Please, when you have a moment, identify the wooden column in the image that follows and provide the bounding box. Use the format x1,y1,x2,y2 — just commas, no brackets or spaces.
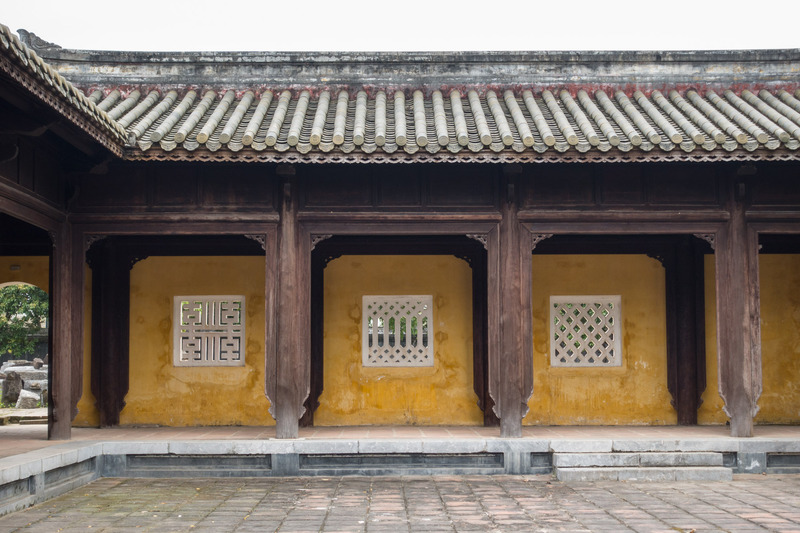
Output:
275,176,310,438
488,171,533,438
48,223,73,439
88,237,131,427
664,237,707,425
716,179,761,437
301,249,325,427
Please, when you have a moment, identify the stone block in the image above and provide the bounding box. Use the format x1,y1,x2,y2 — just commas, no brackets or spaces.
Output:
739,439,800,453
550,440,613,453
617,467,676,482
15,389,40,409
294,440,358,454
638,452,723,467
673,467,732,481
102,442,169,455
485,439,549,453
555,467,619,482
553,453,638,468
168,441,235,455
358,439,422,454
1,371,22,404
735,452,767,473
421,439,487,454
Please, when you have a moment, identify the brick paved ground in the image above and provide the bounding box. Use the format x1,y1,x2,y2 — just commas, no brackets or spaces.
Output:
1,475,800,532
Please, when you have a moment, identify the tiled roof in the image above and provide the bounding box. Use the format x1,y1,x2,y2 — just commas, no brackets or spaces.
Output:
91,85,800,164
6,26,800,164
0,24,128,152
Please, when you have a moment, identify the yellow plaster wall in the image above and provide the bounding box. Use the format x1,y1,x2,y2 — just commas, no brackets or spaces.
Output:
315,255,482,426
756,254,800,423
525,255,676,425
119,256,273,426
0,256,48,290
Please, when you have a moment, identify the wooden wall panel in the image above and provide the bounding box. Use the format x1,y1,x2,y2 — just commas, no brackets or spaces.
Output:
750,175,800,206
152,174,199,207
427,167,496,207
520,166,594,207
376,167,422,207
302,174,372,208
647,166,719,205
599,165,645,205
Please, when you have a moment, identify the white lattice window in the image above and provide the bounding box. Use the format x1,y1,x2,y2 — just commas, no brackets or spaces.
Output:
173,296,246,367
550,296,621,367
362,295,434,367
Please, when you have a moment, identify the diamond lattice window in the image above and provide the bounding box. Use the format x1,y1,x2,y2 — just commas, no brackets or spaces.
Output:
550,296,622,367
362,295,434,367
173,295,246,366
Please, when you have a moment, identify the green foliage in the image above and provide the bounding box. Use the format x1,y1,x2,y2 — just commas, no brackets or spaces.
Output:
0,284,49,357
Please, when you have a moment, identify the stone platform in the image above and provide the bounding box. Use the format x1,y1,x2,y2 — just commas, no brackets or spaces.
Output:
1,424,800,517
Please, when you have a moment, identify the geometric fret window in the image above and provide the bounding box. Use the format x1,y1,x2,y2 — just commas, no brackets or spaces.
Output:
173,295,246,367
550,295,622,367
362,295,434,367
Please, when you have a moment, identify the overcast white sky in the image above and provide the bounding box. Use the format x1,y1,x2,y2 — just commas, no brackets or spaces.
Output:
2,0,799,52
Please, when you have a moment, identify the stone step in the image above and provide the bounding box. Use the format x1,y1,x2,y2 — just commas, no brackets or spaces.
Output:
553,452,723,468
555,466,732,482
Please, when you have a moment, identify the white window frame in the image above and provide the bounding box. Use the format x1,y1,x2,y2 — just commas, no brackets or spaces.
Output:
362,295,434,367
173,295,246,367
550,295,622,367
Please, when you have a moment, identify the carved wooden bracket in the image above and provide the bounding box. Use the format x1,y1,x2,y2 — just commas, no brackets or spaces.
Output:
310,234,333,251
244,234,267,251
531,233,553,251
466,233,488,249
693,233,716,250
84,234,106,253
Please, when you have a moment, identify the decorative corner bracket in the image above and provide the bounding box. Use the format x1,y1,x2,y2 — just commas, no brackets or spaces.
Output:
310,234,333,251
693,233,716,250
531,233,553,251
466,233,488,250
84,234,106,252
244,234,267,251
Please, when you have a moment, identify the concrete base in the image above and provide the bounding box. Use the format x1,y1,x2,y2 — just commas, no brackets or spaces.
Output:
2,434,800,516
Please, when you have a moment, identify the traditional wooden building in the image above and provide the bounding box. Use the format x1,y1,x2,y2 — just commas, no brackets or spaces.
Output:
1,24,798,440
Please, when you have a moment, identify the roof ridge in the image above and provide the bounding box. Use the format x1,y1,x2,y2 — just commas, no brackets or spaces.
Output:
0,23,129,148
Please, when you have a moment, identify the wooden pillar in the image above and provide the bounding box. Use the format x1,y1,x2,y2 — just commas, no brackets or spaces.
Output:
488,170,533,438
88,237,131,427
48,223,73,439
715,178,761,437
275,175,310,438
301,249,325,427
664,237,707,425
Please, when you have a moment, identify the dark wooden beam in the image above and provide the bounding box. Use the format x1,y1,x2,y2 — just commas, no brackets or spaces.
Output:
48,223,73,439
716,177,761,437
274,178,310,438
664,236,707,425
490,173,532,438
88,237,131,427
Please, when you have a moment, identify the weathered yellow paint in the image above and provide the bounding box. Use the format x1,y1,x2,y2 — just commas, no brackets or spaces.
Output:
525,255,676,425
119,256,273,426
756,255,800,423
315,255,482,426
0,256,48,290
